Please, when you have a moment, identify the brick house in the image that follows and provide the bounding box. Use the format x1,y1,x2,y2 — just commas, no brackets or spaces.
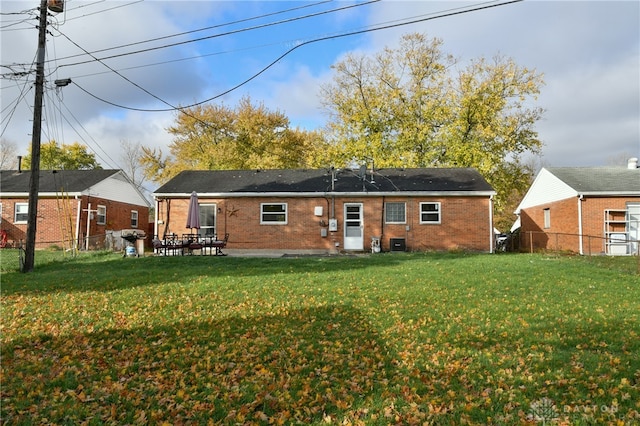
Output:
0,169,150,250
514,159,640,255
152,168,497,254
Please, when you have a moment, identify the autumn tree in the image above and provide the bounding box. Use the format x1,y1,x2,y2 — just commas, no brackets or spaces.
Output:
320,33,545,229
119,139,147,191
0,138,19,170
22,140,101,170
141,96,325,184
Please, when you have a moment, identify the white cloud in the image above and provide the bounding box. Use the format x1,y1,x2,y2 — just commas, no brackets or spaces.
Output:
361,1,639,166
258,65,330,130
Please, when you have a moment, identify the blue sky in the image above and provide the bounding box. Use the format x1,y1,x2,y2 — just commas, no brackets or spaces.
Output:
2,0,639,180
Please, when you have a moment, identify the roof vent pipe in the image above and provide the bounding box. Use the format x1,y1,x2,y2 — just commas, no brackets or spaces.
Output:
17,155,22,173
628,157,639,169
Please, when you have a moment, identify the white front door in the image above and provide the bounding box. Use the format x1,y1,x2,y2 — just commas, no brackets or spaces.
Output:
344,203,364,250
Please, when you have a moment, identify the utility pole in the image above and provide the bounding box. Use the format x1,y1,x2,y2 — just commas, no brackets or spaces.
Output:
22,0,48,272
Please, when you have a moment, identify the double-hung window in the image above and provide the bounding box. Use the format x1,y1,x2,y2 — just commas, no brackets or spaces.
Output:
420,202,441,224
261,203,287,224
385,202,406,224
15,203,28,223
543,208,551,229
199,204,217,236
131,210,138,228
96,205,107,225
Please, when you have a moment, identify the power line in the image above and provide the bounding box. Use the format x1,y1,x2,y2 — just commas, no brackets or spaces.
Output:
44,35,65,145
55,28,184,112
0,9,38,31
74,0,523,113
54,93,120,168
65,0,106,13
0,80,33,138
0,1,355,82
0,46,38,138
3,0,523,180
48,2,377,129
1,0,337,68
63,0,142,22
53,0,332,62
49,1,380,70
54,41,269,80
1,0,374,95
54,25,243,137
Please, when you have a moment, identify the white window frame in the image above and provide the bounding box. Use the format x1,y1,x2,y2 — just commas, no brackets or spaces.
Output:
131,210,138,228
14,203,28,223
96,205,106,225
385,202,406,224
420,202,441,224
199,203,217,237
261,203,287,225
543,208,551,229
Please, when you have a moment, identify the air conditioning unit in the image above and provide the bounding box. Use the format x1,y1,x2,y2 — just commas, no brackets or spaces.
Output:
390,238,406,252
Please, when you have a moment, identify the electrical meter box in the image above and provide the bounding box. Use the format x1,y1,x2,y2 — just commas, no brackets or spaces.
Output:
328,219,338,232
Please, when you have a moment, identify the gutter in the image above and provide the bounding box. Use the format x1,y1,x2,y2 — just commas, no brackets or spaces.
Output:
0,191,84,198
576,191,640,197
153,191,498,198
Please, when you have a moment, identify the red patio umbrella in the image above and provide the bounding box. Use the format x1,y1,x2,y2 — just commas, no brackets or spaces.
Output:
186,191,200,234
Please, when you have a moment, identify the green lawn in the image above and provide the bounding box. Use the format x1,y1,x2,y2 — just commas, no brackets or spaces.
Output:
1,251,639,425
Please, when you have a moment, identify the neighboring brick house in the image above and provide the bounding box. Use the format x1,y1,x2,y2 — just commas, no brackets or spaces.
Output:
152,167,497,254
0,169,150,250
515,159,640,255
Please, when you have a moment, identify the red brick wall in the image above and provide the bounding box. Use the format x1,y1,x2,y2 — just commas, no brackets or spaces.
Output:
520,198,580,252
0,196,149,249
156,195,493,252
519,196,640,253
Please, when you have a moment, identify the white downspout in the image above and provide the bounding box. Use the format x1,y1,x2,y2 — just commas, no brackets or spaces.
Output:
489,195,494,253
577,194,584,255
154,197,159,239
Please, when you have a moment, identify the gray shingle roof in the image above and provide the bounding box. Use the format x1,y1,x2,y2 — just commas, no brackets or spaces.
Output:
154,168,495,195
0,169,119,193
548,167,640,193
